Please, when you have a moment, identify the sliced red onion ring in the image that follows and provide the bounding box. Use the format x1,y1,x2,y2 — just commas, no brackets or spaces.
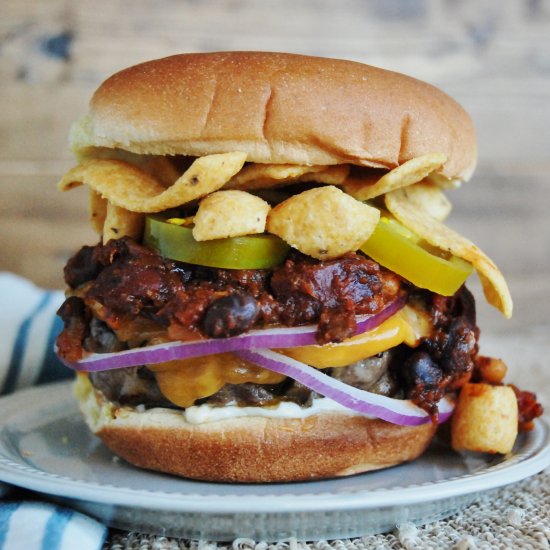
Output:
236,348,454,426
59,294,407,372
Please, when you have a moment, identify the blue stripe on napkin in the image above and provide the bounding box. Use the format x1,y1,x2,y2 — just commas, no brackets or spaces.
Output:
41,507,74,550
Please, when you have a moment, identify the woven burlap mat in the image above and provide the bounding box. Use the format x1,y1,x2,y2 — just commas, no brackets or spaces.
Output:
105,471,550,550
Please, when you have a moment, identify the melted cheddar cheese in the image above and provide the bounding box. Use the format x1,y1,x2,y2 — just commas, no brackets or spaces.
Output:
148,353,285,408
279,305,431,368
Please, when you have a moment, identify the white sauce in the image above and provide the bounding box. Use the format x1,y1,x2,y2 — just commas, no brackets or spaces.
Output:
183,397,373,425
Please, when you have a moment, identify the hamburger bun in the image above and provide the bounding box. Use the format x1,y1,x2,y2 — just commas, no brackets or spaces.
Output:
71,51,476,181
77,375,437,482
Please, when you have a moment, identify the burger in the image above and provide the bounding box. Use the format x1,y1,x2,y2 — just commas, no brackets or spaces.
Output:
55,52,542,482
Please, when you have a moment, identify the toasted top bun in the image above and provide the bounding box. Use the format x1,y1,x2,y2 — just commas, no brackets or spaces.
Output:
71,51,476,181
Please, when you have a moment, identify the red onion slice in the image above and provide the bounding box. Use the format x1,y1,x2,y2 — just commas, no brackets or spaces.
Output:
236,348,454,426
60,294,407,372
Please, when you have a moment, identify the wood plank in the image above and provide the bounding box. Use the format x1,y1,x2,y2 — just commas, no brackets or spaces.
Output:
0,175,93,289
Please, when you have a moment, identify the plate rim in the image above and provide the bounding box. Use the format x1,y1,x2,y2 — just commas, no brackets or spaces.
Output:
0,381,548,514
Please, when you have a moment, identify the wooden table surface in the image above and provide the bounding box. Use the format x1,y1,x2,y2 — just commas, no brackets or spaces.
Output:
1,1,549,329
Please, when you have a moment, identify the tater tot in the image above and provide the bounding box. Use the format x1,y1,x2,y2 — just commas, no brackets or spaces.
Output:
451,383,518,454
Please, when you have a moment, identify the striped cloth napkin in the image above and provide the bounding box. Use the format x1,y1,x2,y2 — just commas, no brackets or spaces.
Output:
0,273,107,550
0,273,68,394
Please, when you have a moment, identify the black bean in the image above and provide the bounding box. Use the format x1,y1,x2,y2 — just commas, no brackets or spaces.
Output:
203,293,259,338
403,351,444,389
440,318,478,375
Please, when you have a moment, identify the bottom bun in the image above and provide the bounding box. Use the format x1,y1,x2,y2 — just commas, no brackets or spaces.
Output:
75,375,437,482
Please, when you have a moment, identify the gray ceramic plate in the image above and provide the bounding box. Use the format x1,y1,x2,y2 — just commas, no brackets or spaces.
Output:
0,381,548,541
